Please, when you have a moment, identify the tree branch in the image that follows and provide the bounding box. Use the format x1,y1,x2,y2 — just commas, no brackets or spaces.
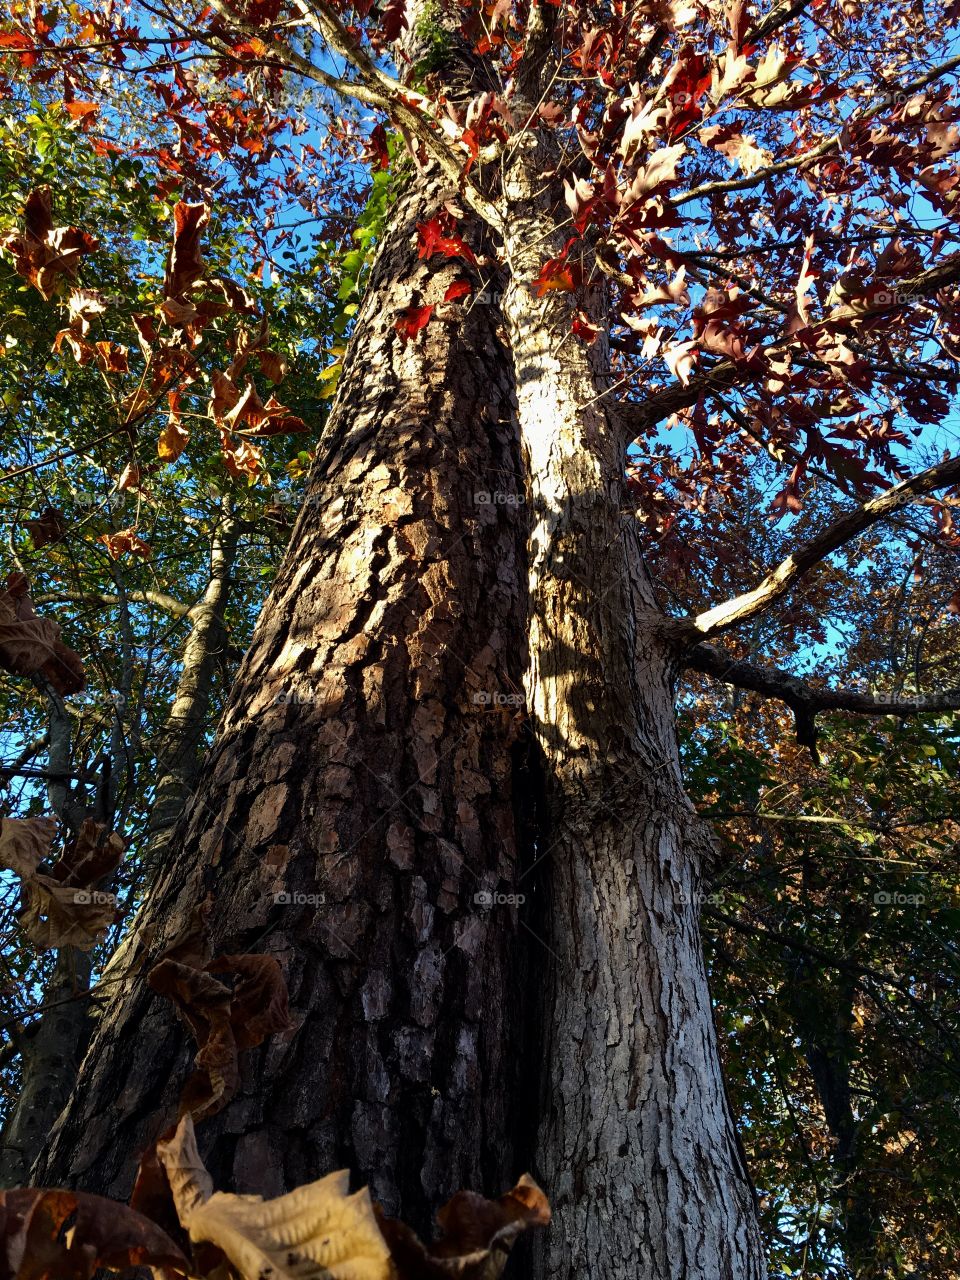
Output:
33,589,192,618
685,641,960,752
617,252,960,434
680,452,960,641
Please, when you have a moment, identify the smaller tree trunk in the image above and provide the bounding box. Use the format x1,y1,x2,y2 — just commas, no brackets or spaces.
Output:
0,516,240,1186
500,134,767,1280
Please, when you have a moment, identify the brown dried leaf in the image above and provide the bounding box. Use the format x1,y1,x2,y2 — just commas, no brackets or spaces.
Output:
206,953,294,1050
24,507,66,550
0,188,97,300
164,202,209,299
158,418,191,463
376,1175,550,1279
49,816,125,887
18,875,116,950
257,349,288,383
156,1113,392,1280
0,1186,188,1279
0,574,84,695
100,529,152,560
0,816,56,878
148,959,237,1120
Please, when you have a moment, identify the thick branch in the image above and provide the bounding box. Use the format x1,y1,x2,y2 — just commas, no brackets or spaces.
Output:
683,453,960,640
686,641,960,750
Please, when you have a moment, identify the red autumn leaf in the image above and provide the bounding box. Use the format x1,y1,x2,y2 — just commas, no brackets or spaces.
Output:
533,259,580,296
63,100,99,121
364,122,390,171
417,218,478,266
380,0,408,41
443,279,473,303
0,32,33,48
572,311,602,344
395,303,434,342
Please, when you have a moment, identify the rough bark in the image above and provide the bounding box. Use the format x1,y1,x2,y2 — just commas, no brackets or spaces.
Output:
500,131,767,1279
36,170,531,1238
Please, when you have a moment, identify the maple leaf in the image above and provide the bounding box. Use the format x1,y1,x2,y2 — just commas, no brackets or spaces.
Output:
379,0,408,41
395,303,434,342
364,121,391,170
417,218,478,266
63,99,98,121
443,279,473,302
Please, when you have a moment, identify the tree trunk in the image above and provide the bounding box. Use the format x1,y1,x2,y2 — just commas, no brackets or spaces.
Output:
500,136,767,1279
0,512,242,1187
0,693,94,1186
142,503,239,879
37,170,532,1238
